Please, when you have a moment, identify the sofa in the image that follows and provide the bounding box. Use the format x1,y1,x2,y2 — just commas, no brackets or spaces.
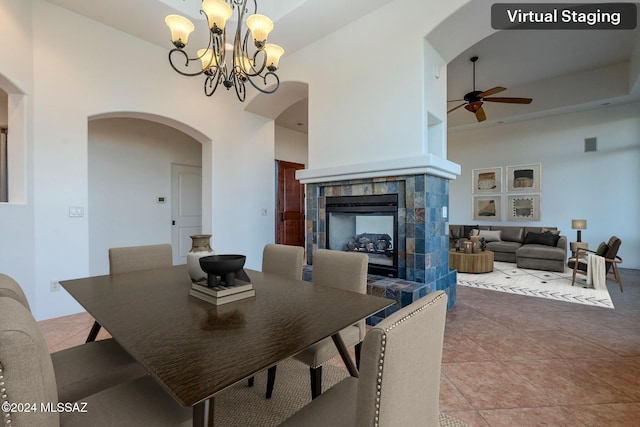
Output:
449,224,567,272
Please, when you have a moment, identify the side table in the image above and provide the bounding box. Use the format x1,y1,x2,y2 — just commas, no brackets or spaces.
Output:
449,250,494,273
570,242,588,259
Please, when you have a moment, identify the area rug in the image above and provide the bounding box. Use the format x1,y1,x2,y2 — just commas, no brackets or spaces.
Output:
457,261,614,309
214,358,468,426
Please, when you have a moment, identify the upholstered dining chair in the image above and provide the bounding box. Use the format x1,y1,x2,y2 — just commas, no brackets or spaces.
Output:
569,235,623,292
248,243,304,397
86,243,173,342
0,273,31,310
0,274,146,403
0,297,191,427
265,249,368,400
280,290,448,427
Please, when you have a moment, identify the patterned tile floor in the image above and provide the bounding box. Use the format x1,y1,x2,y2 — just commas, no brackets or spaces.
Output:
39,268,640,426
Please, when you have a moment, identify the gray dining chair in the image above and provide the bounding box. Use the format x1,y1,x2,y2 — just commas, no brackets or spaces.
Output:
0,273,31,310
0,274,146,403
0,296,192,427
280,290,448,427
86,243,173,342
248,243,304,397
266,249,368,400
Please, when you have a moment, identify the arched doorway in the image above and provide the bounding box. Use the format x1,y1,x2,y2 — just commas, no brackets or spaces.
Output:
87,113,210,274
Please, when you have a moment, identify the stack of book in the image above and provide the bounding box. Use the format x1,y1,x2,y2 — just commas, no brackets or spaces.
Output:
189,280,255,306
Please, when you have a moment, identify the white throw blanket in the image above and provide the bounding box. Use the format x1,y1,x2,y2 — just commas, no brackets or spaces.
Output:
586,254,606,290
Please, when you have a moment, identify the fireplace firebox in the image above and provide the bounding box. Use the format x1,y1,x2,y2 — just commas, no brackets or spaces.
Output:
326,194,398,277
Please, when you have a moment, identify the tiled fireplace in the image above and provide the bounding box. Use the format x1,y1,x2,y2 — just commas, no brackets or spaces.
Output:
301,167,458,317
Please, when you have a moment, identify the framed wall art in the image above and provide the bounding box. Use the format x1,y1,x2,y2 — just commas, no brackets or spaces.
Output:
507,194,541,221
473,195,502,221
507,163,541,193
472,167,502,194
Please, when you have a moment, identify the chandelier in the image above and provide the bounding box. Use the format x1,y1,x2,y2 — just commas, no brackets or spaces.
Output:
165,0,284,102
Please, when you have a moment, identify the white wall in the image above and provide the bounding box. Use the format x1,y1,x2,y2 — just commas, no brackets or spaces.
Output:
0,0,277,320
0,0,477,320
449,103,640,269
88,118,202,275
279,0,468,170
275,125,308,166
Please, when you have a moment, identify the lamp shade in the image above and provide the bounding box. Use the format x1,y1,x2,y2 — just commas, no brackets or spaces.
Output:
246,14,273,46
263,44,284,70
197,48,217,73
202,0,233,32
165,15,195,48
571,219,587,230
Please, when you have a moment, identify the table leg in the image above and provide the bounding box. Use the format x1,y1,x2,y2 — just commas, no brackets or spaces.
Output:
193,397,214,427
331,333,359,378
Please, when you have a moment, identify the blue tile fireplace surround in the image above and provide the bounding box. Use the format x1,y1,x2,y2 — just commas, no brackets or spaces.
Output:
304,173,457,324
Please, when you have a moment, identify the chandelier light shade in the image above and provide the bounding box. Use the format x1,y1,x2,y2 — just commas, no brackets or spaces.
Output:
165,0,284,102
164,15,196,48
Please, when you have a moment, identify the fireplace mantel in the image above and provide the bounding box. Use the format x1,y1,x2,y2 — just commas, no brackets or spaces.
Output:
296,154,461,184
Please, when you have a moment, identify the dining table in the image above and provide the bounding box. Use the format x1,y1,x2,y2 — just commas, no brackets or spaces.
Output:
60,264,393,427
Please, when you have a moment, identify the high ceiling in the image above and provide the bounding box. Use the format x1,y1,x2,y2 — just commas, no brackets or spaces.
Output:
40,0,640,134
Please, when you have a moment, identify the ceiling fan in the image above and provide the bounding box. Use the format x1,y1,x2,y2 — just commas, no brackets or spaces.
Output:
447,56,532,122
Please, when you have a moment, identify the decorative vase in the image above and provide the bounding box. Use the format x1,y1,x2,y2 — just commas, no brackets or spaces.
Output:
480,237,487,251
470,235,480,253
187,234,215,284
463,241,473,254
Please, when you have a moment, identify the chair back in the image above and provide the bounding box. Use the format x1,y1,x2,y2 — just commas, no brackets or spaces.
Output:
0,297,60,426
604,236,622,272
0,274,30,311
355,291,448,427
109,244,173,274
262,244,304,280
311,249,368,294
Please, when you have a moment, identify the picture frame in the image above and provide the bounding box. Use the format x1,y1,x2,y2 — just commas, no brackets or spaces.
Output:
472,195,502,221
507,194,541,221
472,167,502,194
507,163,541,193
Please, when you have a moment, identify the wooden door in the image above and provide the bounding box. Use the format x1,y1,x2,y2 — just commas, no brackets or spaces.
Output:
276,160,305,247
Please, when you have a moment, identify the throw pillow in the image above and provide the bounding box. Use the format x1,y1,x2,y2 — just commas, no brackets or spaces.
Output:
524,231,560,247
541,227,560,235
449,226,460,239
462,225,478,239
478,230,502,242
596,242,609,256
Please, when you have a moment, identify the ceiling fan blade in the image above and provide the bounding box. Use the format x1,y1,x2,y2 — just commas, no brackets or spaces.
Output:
477,86,506,98
475,106,487,122
483,97,533,104
447,103,467,113
447,98,465,103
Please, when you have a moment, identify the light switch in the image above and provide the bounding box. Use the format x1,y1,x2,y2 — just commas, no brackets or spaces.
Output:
69,206,84,217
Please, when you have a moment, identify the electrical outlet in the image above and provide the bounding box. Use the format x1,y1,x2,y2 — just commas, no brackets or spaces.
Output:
50,281,61,292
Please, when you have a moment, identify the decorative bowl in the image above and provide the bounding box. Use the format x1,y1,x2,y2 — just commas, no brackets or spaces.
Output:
199,255,247,287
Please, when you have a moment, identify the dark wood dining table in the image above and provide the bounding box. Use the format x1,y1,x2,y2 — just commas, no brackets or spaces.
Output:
60,264,393,427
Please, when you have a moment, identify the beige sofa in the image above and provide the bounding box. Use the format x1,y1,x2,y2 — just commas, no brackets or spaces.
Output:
449,225,567,272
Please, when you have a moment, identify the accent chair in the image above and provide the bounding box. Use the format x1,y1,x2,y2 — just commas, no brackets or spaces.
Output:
86,243,173,342
280,290,448,426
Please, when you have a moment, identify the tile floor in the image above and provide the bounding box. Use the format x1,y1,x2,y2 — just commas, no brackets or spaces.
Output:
39,268,640,426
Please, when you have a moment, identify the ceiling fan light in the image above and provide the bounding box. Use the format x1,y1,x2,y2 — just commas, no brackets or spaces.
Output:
465,102,483,113
165,15,195,48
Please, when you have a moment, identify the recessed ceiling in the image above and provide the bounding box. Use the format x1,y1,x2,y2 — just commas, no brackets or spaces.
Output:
42,0,640,134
